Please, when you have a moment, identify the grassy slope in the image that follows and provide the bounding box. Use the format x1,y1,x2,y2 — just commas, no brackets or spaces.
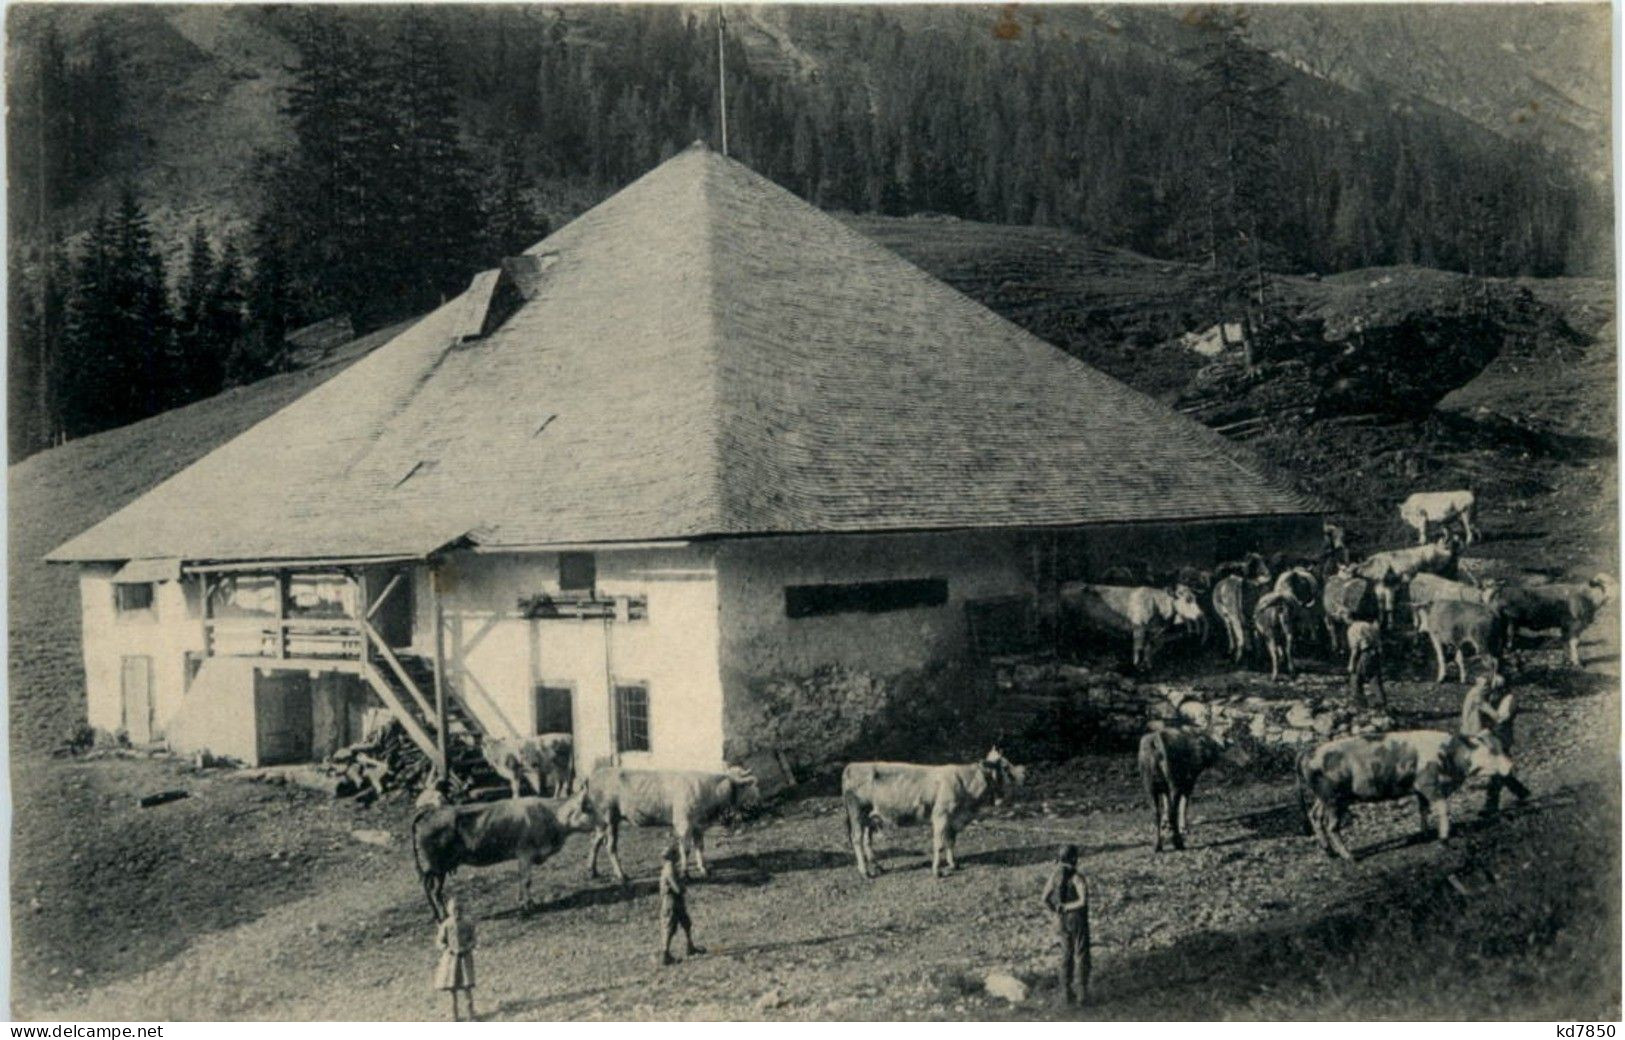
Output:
7,322,411,752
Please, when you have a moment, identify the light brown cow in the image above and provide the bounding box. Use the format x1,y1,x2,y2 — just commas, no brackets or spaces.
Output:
579,766,758,882
1059,582,1205,671
1253,590,1303,680
842,748,1025,879
1296,730,1513,860
1354,534,1460,584
1400,490,1478,545
1414,600,1504,683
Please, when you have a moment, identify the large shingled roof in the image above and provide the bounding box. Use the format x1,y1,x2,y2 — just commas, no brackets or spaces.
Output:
49,144,1318,565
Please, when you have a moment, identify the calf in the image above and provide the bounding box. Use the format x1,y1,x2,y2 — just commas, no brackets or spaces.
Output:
1137,727,1245,853
1489,575,1612,668
581,766,758,882
1346,620,1387,710
1253,590,1302,680
1296,730,1513,860
1414,600,1504,683
1059,582,1205,671
411,792,598,919
1400,490,1478,545
842,748,1025,879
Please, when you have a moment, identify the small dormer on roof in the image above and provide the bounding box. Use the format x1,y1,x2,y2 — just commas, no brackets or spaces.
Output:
453,253,560,343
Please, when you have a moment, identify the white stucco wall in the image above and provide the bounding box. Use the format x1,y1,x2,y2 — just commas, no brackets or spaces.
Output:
713,530,1033,761
423,546,726,771
79,566,204,740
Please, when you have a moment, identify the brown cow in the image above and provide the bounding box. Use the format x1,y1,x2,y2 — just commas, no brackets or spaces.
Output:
1489,575,1612,668
842,748,1025,879
1296,730,1514,860
1322,570,1397,653
411,792,598,919
1137,727,1247,853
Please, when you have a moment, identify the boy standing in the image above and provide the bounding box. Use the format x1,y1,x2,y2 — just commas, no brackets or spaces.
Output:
658,843,704,966
1041,844,1091,1006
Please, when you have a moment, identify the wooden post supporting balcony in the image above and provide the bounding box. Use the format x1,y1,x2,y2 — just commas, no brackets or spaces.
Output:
431,563,448,777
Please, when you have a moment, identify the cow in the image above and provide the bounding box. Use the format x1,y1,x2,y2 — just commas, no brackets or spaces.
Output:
842,747,1025,879
1345,620,1387,710
1212,573,1269,662
1322,521,1351,567
1354,533,1460,585
1406,573,1500,623
1400,490,1478,545
1413,600,1505,684
1296,730,1514,860
1322,570,1396,653
1137,727,1247,853
482,736,543,799
1059,582,1205,671
1489,575,1613,668
1274,565,1324,649
411,792,598,919
533,733,575,795
1214,552,1271,585
1253,590,1303,680
580,766,759,883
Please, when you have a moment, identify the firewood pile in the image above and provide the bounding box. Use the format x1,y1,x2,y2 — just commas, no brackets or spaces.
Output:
323,713,436,803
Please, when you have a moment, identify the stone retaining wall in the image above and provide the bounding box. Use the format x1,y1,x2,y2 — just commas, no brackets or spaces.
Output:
989,657,1396,755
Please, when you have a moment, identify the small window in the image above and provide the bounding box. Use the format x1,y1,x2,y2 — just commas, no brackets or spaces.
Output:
784,578,949,619
535,684,574,736
614,682,650,753
114,583,155,615
559,552,596,592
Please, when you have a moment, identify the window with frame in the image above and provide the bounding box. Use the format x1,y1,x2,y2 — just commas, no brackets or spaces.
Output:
614,682,650,753
559,552,596,592
534,684,574,736
114,583,155,615
784,578,949,619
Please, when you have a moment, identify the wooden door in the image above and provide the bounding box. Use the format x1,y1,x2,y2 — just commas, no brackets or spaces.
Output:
120,655,154,744
254,672,314,765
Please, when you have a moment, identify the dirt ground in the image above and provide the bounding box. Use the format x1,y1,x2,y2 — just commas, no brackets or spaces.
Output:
12,614,1619,1021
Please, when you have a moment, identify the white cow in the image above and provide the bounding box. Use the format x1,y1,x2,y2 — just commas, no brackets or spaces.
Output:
1400,491,1477,545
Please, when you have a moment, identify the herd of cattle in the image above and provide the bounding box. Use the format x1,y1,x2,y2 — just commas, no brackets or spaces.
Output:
406,489,1608,933
1058,490,1612,688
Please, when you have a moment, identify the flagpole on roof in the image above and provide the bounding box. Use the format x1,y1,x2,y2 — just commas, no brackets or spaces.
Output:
717,7,729,157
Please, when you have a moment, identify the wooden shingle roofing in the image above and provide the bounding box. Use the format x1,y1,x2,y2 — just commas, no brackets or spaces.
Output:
49,144,1318,565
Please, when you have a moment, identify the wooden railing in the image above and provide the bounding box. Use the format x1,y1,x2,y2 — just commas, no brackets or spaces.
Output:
203,616,365,661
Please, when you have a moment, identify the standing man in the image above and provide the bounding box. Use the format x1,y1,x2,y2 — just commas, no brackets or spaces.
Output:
1041,844,1091,1006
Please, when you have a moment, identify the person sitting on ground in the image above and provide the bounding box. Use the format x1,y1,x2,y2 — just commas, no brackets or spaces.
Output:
1041,843,1091,1006
658,842,704,967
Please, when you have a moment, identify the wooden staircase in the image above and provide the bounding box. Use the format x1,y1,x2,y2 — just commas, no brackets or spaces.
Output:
357,631,504,793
